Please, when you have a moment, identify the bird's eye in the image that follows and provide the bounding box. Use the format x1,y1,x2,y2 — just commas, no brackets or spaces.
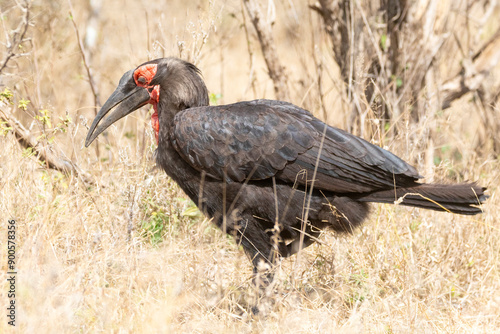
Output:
138,76,147,85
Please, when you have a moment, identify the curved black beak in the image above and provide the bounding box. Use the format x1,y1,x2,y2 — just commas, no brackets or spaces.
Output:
85,70,151,147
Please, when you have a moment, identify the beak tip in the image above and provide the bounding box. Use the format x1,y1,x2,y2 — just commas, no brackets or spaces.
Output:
84,135,94,147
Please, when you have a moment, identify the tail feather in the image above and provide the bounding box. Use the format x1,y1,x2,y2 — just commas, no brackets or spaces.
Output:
356,182,486,215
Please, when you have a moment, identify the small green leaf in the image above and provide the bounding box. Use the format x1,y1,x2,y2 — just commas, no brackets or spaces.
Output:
0,120,12,136
441,145,450,153
35,109,52,128
124,131,135,139
395,77,403,88
22,147,35,158
0,88,13,102
182,205,202,218
209,93,222,106
18,99,30,110
380,34,387,51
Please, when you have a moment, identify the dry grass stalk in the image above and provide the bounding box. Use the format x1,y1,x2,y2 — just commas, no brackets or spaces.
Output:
0,0,498,332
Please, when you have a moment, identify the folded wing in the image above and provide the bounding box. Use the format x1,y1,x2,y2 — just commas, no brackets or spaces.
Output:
171,99,421,193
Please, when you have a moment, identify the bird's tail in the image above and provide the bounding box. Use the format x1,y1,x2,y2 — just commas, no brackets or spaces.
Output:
356,182,487,215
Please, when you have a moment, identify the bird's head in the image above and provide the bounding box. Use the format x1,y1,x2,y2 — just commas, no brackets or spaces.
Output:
85,57,208,147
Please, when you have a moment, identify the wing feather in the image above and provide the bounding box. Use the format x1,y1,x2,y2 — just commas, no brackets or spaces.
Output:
171,99,421,193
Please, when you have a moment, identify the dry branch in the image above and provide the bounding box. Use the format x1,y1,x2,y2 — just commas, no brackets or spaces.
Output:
440,29,500,109
243,0,290,101
0,0,97,185
310,0,350,82
0,100,96,185
0,0,31,75
311,0,371,134
311,0,500,145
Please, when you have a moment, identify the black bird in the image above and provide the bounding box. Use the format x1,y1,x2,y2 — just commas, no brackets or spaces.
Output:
85,57,486,273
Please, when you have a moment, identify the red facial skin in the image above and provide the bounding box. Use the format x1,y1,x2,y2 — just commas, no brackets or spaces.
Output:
133,64,160,144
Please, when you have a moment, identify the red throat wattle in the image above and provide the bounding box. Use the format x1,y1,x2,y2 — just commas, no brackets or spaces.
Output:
149,85,160,144
133,64,160,144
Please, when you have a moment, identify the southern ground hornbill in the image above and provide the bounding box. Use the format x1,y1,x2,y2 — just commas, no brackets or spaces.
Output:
85,57,487,276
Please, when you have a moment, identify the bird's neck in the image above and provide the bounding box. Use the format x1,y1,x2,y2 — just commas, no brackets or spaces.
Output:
154,100,201,196
155,100,184,145
155,130,203,204
154,73,209,145
153,70,210,200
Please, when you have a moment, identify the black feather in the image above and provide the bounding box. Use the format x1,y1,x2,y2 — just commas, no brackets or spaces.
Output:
88,57,488,279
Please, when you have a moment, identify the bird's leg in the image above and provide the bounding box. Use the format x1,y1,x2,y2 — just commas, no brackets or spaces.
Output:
234,213,287,314
238,223,281,291
247,251,281,315
251,253,277,291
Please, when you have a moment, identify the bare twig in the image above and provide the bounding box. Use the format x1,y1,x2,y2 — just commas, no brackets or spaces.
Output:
310,0,351,82
440,29,500,109
241,3,258,99
0,1,96,185
311,0,363,132
67,0,101,158
0,100,97,185
0,0,31,75
242,0,290,101
67,0,101,110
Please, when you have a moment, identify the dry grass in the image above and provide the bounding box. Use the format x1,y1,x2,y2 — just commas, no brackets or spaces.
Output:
0,0,499,332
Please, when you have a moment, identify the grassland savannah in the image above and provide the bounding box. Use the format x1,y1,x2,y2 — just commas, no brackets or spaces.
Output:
0,0,499,332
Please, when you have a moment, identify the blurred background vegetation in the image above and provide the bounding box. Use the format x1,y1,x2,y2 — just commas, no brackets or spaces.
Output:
0,0,499,332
